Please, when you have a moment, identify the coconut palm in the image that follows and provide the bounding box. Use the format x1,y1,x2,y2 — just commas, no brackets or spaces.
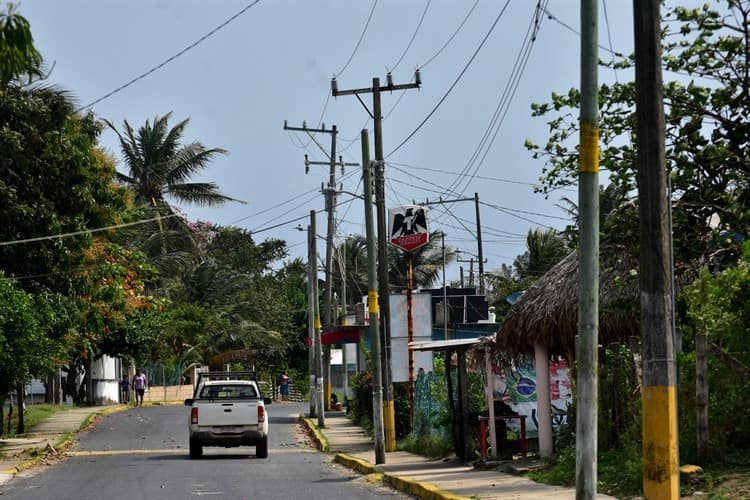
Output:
106,112,240,208
389,231,457,291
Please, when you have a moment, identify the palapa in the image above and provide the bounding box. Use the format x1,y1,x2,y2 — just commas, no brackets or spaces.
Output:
488,246,641,365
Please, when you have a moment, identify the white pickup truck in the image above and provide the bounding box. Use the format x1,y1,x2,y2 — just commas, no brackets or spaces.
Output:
184,371,271,459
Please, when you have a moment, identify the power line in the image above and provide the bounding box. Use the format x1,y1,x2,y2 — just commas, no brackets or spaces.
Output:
418,0,479,69
441,0,547,201
75,0,262,112
0,214,179,247
480,200,568,221
335,0,379,77
390,0,431,73
388,160,542,188
386,0,512,158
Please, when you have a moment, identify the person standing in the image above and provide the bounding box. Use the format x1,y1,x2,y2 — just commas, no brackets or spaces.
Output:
132,369,147,406
279,372,290,402
120,375,130,404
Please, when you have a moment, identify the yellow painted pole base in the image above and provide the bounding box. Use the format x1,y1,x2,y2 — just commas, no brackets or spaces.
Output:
642,385,679,499
383,400,396,451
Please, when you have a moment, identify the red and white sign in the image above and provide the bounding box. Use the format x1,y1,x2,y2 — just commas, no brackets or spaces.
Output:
389,205,429,252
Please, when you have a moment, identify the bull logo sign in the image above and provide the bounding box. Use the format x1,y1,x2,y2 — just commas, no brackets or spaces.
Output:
389,205,429,252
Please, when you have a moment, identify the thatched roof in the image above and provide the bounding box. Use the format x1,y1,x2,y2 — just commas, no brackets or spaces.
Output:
492,247,641,362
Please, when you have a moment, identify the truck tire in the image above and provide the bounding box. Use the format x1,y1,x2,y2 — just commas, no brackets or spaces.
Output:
256,436,268,458
189,438,203,459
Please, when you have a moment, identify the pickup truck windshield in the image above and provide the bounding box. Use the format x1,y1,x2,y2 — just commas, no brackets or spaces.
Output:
198,384,258,400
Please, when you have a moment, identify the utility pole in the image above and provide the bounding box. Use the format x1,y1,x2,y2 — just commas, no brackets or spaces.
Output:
457,257,476,289
285,121,355,411
474,193,485,295
577,0,600,498
340,241,348,401
634,0,679,497
306,225,317,418
333,70,421,451
311,210,325,428
421,195,486,294
362,129,386,464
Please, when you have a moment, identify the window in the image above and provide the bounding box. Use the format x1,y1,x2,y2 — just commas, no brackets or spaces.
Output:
199,384,257,400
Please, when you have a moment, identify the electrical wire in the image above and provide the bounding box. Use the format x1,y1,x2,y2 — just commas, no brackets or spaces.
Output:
601,0,619,83
75,0,262,112
440,0,548,202
0,214,179,247
386,0,513,158
390,0,431,73
418,0,480,69
388,161,540,188
335,0,379,77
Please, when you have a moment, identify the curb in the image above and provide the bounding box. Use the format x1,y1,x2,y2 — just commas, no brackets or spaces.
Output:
298,416,471,500
299,416,329,452
0,404,132,479
333,452,471,500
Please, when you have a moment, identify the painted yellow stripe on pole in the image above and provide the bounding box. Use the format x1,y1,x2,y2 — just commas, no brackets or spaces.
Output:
368,290,379,314
383,399,396,451
315,315,321,330
642,385,679,499
579,121,600,173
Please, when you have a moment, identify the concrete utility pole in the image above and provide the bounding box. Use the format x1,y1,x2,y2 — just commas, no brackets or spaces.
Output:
577,0,600,498
633,0,679,496
310,210,325,428
333,71,421,451
362,129,386,464
421,195,486,294
285,121,356,411
306,225,317,418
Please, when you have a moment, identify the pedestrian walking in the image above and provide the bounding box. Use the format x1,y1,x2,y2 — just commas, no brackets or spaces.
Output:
132,369,147,406
279,372,290,401
120,374,130,404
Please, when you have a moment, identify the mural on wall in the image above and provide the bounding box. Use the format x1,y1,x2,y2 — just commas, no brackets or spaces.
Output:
492,359,572,437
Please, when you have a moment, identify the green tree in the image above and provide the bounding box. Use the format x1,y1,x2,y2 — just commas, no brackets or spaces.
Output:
512,228,569,281
389,231,458,290
525,0,750,265
107,113,238,208
0,3,42,86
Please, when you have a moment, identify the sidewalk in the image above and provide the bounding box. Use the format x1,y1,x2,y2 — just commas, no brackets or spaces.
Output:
302,411,615,500
0,405,119,486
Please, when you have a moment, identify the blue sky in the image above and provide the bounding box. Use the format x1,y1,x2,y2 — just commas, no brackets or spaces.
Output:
21,0,645,283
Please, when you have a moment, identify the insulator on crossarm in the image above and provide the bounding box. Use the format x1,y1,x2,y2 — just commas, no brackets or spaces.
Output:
415,68,422,87
339,156,344,175
386,72,393,88
305,154,310,174
331,78,338,96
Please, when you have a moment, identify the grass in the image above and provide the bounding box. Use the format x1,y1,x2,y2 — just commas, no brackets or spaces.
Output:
397,434,454,458
1,404,67,438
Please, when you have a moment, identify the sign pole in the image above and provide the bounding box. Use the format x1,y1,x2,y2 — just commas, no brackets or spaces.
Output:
406,252,415,426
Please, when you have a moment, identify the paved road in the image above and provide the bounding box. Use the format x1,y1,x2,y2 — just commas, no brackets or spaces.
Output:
0,403,408,499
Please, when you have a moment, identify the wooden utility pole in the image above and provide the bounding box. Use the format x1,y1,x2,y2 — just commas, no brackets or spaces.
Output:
406,253,415,424
362,129,386,464
577,0,600,497
333,71,421,450
307,225,317,418
696,332,708,466
421,195,486,295
285,121,355,411
634,0,679,496
311,210,325,428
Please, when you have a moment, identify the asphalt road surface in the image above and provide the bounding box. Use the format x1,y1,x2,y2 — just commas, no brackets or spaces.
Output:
0,402,409,499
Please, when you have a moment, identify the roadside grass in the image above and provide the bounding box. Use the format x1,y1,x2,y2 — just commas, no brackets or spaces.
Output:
397,434,454,458
526,444,642,497
1,404,67,438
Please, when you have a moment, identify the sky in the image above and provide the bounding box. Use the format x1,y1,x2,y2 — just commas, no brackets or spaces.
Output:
20,0,643,285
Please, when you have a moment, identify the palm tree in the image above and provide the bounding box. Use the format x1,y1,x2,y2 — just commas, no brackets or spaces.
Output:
107,113,244,283
389,231,457,291
106,112,241,208
513,228,569,281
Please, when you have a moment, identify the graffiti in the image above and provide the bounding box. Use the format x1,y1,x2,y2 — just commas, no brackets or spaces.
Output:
491,358,572,437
